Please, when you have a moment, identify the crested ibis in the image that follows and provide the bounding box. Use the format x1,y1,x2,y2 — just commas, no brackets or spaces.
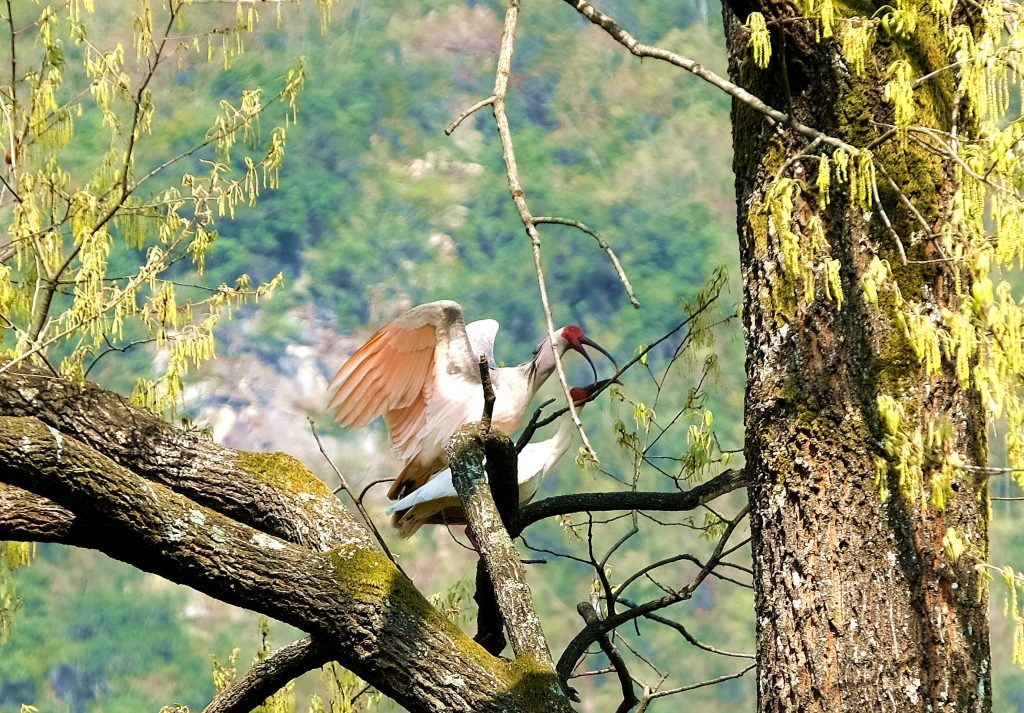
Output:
328,300,617,499
385,381,606,538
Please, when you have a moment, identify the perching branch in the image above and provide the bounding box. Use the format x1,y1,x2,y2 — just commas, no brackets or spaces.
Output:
0,415,565,713
446,424,568,695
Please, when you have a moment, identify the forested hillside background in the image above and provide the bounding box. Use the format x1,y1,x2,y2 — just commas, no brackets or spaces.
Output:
0,0,1020,711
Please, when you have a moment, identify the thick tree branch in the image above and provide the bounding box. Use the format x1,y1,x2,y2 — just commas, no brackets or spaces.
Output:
0,483,78,542
446,423,574,711
0,416,566,713
0,364,373,553
202,636,332,713
473,430,523,653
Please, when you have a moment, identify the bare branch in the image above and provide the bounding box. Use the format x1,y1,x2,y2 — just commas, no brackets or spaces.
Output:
555,505,749,688
576,602,639,712
532,216,639,308
452,0,601,462
515,468,748,533
479,355,496,431
561,0,857,153
202,637,332,713
445,96,496,135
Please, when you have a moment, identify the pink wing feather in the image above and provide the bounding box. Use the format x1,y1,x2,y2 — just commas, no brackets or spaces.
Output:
329,301,482,492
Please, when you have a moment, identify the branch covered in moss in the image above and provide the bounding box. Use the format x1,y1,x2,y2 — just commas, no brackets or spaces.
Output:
446,425,569,700
0,415,568,713
0,364,373,553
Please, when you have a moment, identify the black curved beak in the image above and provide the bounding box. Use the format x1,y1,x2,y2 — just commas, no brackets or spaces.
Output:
575,335,619,381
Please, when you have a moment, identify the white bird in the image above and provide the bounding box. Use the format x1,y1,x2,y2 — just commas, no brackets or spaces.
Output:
385,382,604,538
328,300,616,499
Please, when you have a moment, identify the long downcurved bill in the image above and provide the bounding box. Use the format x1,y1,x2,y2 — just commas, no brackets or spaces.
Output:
573,336,619,382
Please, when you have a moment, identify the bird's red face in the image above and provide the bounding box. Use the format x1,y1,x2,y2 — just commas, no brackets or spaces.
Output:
570,379,616,406
560,325,619,381
569,386,590,405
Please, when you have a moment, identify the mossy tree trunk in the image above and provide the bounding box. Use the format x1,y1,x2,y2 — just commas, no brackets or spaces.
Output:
723,8,991,712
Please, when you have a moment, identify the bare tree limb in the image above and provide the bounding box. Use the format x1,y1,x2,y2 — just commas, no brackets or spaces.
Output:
451,0,600,463
532,216,639,309
577,602,639,712
202,636,332,713
555,505,749,688
515,468,748,534
560,0,849,151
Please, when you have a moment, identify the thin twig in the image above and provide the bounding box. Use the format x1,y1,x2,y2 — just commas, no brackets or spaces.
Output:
637,664,755,708
871,177,909,265
533,216,639,308
874,160,935,241
479,355,495,431
445,95,496,135
478,0,599,462
307,417,402,573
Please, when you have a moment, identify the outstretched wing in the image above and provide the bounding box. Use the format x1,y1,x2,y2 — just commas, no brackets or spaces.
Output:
328,300,480,458
465,319,499,368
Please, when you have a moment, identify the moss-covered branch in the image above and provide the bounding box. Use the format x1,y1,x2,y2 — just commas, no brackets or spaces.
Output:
0,415,569,713
0,363,372,553
446,423,574,710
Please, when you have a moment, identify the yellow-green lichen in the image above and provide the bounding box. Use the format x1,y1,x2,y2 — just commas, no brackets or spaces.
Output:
236,450,332,499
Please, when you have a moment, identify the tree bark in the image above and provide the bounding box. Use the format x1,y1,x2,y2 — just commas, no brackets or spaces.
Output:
723,9,991,712
0,373,570,713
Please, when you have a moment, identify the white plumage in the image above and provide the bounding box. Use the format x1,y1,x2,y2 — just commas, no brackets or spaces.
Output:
385,384,598,538
328,300,616,500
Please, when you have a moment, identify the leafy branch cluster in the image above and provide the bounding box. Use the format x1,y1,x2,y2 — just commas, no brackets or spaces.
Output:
0,0,316,411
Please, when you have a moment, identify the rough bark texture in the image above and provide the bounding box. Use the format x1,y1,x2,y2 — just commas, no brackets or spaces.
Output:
0,365,371,553
723,8,991,712
0,372,570,713
202,637,332,713
446,424,571,712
